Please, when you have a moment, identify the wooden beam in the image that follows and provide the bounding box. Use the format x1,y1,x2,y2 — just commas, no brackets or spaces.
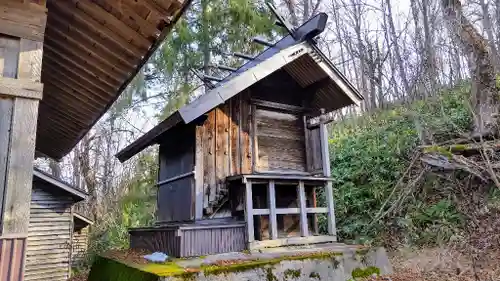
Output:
2,98,38,234
251,99,307,114
195,126,204,220
0,2,47,41
41,69,110,104
141,0,177,17
245,180,255,243
42,61,114,100
298,181,309,237
319,108,336,237
105,0,161,37
72,0,151,50
249,235,337,251
47,12,135,70
0,77,43,100
42,55,115,95
43,45,120,90
49,0,143,58
44,26,128,81
17,39,43,82
253,207,328,215
267,180,278,240
43,80,105,111
44,30,127,81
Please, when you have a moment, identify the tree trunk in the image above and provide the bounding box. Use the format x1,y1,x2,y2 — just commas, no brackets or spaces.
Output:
422,0,438,96
386,0,411,95
442,0,498,135
479,0,500,70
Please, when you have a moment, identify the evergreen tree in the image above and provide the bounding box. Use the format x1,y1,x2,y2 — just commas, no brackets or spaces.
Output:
118,0,281,119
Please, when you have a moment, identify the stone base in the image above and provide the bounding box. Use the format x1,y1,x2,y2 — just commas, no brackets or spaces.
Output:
88,243,392,281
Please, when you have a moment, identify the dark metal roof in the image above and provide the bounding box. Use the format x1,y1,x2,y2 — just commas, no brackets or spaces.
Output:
33,168,88,201
116,13,363,163
36,0,192,160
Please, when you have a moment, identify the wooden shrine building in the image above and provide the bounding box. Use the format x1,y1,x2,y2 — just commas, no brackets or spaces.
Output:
0,0,190,280
118,12,363,257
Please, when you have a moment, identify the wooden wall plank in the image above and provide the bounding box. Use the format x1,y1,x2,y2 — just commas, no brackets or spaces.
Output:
230,97,241,175
2,98,38,234
195,126,204,220
0,2,47,41
0,36,20,79
0,98,14,231
240,91,252,174
215,104,230,201
18,39,43,81
203,111,216,209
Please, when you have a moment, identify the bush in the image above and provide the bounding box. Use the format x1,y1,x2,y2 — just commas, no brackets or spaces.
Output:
326,85,472,246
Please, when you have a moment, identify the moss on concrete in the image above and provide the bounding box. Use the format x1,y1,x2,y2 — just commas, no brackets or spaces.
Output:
351,266,381,279
283,269,301,279
93,250,345,280
88,256,158,281
309,272,321,280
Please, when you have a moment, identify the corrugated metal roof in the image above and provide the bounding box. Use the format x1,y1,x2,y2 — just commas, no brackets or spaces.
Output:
37,0,192,160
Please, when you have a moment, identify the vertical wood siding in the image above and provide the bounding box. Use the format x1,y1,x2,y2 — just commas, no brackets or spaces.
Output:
71,227,89,267
199,93,253,212
0,236,26,281
129,228,180,257
180,225,246,257
25,188,73,281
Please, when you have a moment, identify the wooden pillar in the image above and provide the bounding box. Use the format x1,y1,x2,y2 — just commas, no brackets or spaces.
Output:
0,1,46,280
267,180,278,240
297,181,309,237
245,180,255,244
319,108,336,238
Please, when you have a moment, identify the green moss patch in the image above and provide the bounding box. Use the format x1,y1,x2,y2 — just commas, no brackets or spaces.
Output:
351,266,381,279
88,256,158,281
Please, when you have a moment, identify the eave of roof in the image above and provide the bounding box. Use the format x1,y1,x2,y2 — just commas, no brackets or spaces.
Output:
33,168,88,201
36,0,192,160
74,213,94,226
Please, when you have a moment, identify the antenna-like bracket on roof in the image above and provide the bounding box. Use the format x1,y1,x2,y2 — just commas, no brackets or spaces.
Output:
191,68,215,89
253,36,274,47
202,74,223,82
267,2,295,35
215,65,237,72
233,52,255,61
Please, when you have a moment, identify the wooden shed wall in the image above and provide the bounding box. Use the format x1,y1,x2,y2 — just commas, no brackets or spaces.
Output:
25,187,73,281
71,226,89,267
197,92,253,212
157,126,196,222
197,89,324,213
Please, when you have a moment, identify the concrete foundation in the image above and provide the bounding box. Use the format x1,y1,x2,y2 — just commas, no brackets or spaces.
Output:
88,243,392,281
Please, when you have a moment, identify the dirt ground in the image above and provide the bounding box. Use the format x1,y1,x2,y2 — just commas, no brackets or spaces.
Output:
388,247,500,281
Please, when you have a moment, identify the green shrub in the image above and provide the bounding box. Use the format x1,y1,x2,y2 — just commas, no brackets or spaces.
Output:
325,86,472,245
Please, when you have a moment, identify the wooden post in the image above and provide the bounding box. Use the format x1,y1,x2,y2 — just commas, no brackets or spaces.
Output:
0,1,46,279
297,181,309,237
245,180,255,244
267,180,278,240
319,108,336,238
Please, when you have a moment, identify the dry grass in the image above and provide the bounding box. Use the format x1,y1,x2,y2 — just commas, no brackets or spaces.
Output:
388,247,500,281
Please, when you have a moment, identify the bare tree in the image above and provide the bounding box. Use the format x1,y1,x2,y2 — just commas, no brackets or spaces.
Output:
442,0,498,135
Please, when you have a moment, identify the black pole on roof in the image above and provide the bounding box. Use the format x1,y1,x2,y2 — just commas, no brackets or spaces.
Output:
233,52,255,60
190,68,215,89
202,74,223,82
252,37,274,47
266,2,295,36
214,65,237,72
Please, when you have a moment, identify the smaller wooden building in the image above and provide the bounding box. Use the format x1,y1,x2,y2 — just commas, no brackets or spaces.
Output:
26,169,90,281
118,12,363,257
72,213,93,268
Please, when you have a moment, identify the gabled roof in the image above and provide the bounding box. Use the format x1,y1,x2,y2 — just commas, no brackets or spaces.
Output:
35,0,192,160
33,168,88,202
116,13,363,163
